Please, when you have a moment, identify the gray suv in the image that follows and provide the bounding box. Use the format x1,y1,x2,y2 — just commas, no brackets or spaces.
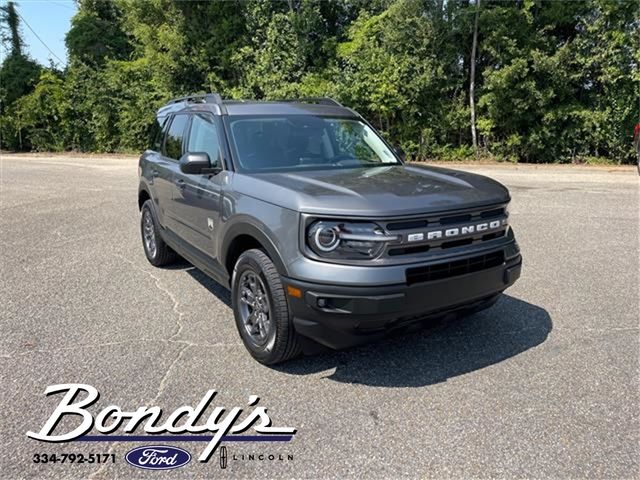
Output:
138,94,522,364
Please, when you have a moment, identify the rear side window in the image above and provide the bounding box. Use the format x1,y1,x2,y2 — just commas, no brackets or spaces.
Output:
187,114,221,166
163,114,189,160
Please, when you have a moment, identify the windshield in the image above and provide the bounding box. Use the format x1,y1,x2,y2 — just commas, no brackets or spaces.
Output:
226,115,400,172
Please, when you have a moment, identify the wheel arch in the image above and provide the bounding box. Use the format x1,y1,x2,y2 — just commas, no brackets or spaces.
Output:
138,186,151,210
221,222,288,278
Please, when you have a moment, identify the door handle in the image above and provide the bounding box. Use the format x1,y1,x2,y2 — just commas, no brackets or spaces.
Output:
151,170,159,178
175,179,186,189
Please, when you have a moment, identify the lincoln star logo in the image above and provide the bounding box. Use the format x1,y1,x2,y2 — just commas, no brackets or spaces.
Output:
220,446,228,469
406,219,508,242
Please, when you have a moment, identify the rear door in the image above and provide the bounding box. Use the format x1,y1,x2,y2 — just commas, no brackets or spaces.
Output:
140,114,171,225
171,113,224,259
158,113,190,234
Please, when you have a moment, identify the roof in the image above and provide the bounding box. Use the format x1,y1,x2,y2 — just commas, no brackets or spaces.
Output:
223,101,357,117
156,95,359,118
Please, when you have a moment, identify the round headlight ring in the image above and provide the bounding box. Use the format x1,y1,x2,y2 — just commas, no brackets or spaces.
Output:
314,226,340,252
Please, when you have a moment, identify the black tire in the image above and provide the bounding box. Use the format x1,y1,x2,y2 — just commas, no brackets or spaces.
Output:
231,249,301,364
140,200,178,267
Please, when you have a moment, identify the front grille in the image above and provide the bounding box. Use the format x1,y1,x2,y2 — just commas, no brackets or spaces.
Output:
439,213,472,225
441,238,474,249
386,206,506,231
388,244,430,256
386,219,428,231
481,208,505,219
383,204,509,257
405,251,504,285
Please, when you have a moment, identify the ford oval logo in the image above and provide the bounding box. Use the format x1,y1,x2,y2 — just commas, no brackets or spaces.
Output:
125,445,191,470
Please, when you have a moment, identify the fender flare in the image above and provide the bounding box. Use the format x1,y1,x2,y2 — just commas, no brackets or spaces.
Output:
138,180,152,209
220,220,289,276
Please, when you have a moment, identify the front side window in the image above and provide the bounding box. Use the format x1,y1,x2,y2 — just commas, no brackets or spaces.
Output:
163,114,189,160
226,115,400,172
187,114,221,166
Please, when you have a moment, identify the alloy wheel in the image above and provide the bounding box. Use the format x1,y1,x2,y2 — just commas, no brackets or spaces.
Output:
237,270,273,349
142,208,157,258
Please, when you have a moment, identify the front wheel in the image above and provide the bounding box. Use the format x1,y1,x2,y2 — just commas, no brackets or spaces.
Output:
231,249,301,364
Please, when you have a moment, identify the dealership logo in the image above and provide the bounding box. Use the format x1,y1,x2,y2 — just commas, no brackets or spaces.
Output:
27,384,296,463
125,446,191,470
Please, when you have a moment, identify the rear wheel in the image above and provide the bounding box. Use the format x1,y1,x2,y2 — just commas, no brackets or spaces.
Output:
231,249,301,364
140,200,178,267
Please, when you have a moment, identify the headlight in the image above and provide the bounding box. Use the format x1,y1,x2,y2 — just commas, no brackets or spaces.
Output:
306,220,399,260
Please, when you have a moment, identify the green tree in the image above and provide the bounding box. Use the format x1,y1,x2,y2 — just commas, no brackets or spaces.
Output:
12,70,67,151
65,0,130,66
0,0,636,162
478,0,638,163
0,1,41,149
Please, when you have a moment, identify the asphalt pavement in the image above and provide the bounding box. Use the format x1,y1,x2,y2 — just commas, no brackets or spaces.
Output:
1,154,638,479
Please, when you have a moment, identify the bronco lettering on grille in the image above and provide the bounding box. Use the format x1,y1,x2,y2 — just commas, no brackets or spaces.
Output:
409,219,508,242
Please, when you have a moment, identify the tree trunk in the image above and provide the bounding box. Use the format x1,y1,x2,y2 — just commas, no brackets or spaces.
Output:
469,0,480,157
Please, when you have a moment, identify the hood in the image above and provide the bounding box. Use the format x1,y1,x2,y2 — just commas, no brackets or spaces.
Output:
231,164,510,217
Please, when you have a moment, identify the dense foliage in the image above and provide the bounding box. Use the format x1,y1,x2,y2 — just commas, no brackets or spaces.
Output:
1,0,638,163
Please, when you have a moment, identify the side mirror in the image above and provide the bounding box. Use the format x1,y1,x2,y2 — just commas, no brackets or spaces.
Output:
179,152,214,174
393,144,406,161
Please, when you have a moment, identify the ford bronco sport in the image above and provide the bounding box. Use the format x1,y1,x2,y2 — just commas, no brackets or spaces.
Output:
138,94,522,364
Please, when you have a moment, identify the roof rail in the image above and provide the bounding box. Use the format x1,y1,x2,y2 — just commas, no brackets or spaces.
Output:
167,93,223,105
278,97,343,107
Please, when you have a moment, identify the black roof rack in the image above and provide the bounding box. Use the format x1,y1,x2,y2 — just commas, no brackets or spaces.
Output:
158,93,350,117
165,94,343,107
278,97,343,107
167,93,223,105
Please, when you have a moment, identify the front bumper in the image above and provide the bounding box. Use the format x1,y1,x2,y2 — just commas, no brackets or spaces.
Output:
284,253,522,350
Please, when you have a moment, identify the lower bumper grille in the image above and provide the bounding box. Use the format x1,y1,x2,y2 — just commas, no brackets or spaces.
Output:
405,251,505,285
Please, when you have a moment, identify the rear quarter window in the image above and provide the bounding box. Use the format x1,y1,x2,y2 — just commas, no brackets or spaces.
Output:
149,115,168,152
163,114,189,160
